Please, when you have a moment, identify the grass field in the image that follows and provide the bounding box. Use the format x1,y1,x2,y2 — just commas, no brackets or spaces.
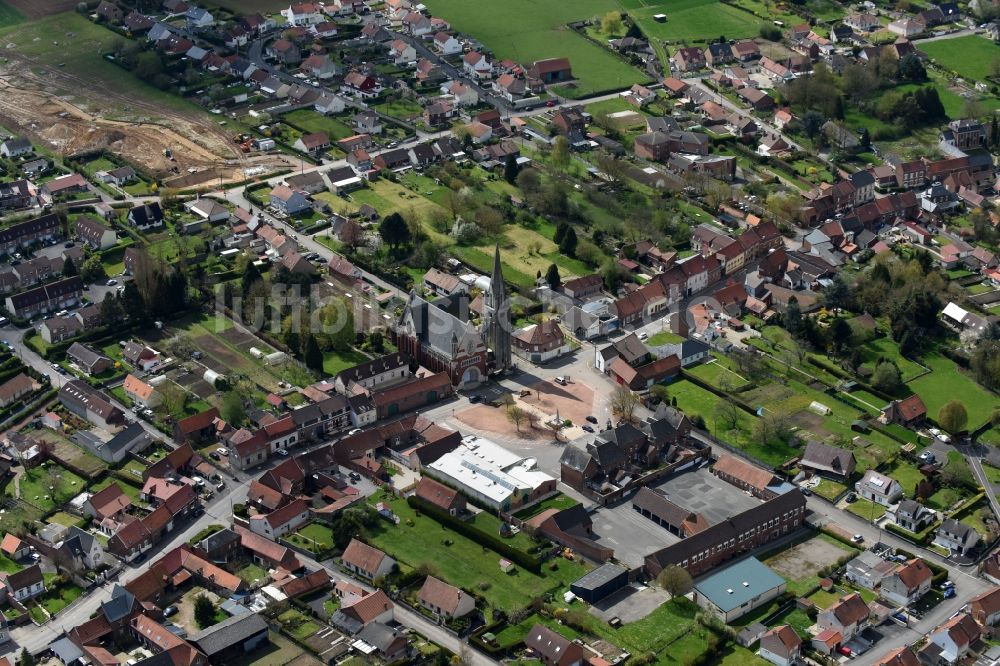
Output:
283,109,356,143
908,353,998,429
630,0,764,43
422,0,648,96
0,1,24,28
364,495,589,612
861,336,926,382
16,462,85,513
920,36,1000,83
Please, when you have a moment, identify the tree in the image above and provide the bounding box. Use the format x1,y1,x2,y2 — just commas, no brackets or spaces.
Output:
601,10,623,34
120,281,148,325
559,226,578,256
551,135,570,169
503,154,520,184
611,386,640,423
221,391,246,427
784,296,802,336
159,382,187,420
18,651,34,666
194,594,216,629
650,384,670,405
872,361,902,394
898,54,926,81
304,334,324,372
657,565,693,597
241,260,262,297
318,298,354,351
713,398,741,432
79,255,106,283
828,317,852,356
62,256,77,277
938,400,968,434
379,212,411,250
507,405,529,433
545,264,561,289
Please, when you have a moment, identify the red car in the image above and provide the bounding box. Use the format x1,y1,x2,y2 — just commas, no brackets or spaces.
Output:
545,100,556,107
837,646,852,657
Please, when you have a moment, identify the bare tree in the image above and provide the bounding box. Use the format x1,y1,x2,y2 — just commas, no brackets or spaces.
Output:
546,419,563,442
611,386,640,423
713,399,740,432
507,405,528,433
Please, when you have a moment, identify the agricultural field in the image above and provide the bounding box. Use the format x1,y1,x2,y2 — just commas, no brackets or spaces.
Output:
422,0,649,96
0,2,23,28
629,0,764,43
920,36,1000,83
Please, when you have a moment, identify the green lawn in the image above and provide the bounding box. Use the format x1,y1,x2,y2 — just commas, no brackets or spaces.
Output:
422,0,648,96
886,460,926,499
277,609,320,640
861,336,926,383
920,36,1000,82
15,463,86,513
90,477,144,505
47,512,87,529
291,522,333,552
37,581,83,615
283,109,356,142
646,331,685,346
0,553,20,573
846,498,886,521
238,563,269,586
632,0,764,43
686,359,750,390
927,485,963,512
363,495,589,613
322,348,370,376
908,353,998,429
512,494,579,520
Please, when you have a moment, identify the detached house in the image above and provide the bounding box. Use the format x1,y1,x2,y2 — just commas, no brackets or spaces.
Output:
128,202,164,231
969,587,1000,631
935,518,980,556
525,624,583,666
418,576,475,620
855,470,903,506
800,440,855,480
269,185,312,215
463,52,492,79
881,394,927,428
817,593,869,641
293,131,331,156
759,625,801,666
880,558,932,607
0,565,44,602
432,32,462,55
389,39,417,65
893,499,935,533
341,539,395,580
923,613,980,664
123,374,160,409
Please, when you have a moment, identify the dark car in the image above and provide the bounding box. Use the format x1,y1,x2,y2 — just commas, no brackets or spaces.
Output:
846,492,857,503
469,395,482,403
586,415,598,424
801,487,812,496
164,606,178,617
349,471,361,481
209,452,220,461
582,425,594,433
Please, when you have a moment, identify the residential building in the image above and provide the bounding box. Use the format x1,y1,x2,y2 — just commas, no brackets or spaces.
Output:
190,613,269,662
74,216,117,250
123,373,160,409
880,558,932,606
341,539,395,580
934,518,980,556
817,593,870,641
892,499,935,533
800,440,856,479
759,625,801,666
512,320,570,364
414,476,466,515
845,551,898,590
418,576,475,619
269,185,312,215
249,498,310,538
1,564,44,602
58,380,125,430
712,454,793,500
5,276,83,319
127,202,164,230
855,470,903,506
0,373,34,408
922,613,980,664
524,624,583,666
969,587,1000,629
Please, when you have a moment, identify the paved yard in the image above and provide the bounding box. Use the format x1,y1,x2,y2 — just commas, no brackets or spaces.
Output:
652,466,760,527
766,535,850,583
591,498,681,568
589,584,671,623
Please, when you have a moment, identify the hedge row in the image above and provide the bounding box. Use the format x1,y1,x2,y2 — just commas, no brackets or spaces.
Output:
884,521,939,546
406,495,541,574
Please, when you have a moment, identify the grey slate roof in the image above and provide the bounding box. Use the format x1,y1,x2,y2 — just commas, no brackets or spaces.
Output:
190,612,268,656
398,292,483,360
101,584,137,623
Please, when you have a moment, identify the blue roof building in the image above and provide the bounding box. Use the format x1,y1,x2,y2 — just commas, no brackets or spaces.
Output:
693,557,786,623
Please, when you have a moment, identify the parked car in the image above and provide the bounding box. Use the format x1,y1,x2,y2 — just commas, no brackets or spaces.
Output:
852,534,864,543
216,447,228,456
276,448,289,456
349,471,361,481
944,587,956,599
586,415,598,424
919,451,936,464
837,646,852,657
801,487,812,496
106,279,118,286
582,425,594,433
846,492,857,503
164,606,178,617
469,395,482,403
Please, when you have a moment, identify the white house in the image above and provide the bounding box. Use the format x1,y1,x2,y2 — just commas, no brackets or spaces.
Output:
1,565,44,603
934,518,980,557
248,498,310,538
282,2,325,25
314,93,346,115
462,51,493,79
925,613,980,664
269,185,312,215
855,469,903,506
432,32,462,55
880,559,932,607
388,39,417,65
759,625,801,666
341,538,396,580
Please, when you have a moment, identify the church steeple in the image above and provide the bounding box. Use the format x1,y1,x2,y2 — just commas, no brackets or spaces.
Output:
484,244,512,373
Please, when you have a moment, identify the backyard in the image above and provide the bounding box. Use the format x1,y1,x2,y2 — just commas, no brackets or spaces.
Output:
15,462,86,513
920,36,1000,83
363,495,589,612
907,352,998,429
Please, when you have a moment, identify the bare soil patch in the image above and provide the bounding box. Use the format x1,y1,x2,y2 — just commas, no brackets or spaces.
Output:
518,379,596,424
454,404,549,440
765,536,851,582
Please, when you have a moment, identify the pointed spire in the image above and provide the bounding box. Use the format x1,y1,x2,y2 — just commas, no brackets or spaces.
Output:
491,243,503,287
